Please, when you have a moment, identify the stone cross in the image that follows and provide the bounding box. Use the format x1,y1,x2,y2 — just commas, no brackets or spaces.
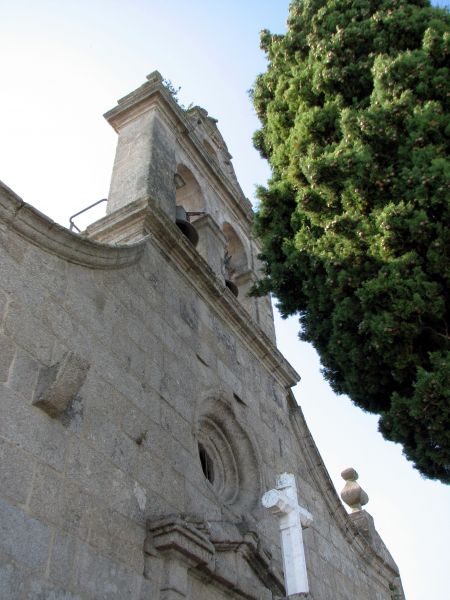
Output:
262,473,313,597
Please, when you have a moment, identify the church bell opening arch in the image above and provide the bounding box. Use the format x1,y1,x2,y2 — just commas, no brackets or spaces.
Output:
222,222,248,299
174,164,206,214
174,165,206,246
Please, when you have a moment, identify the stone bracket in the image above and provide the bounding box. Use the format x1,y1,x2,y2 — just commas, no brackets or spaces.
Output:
33,351,90,417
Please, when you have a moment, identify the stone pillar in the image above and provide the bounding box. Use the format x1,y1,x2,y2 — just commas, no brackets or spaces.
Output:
193,213,227,280
160,560,189,600
104,72,178,220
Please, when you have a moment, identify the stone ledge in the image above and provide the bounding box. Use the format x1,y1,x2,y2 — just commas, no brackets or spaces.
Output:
145,515,285,599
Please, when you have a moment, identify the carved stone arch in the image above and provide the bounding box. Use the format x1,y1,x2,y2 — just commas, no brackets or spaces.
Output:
222,222,248,277
194,392,263,513
174,164,206,214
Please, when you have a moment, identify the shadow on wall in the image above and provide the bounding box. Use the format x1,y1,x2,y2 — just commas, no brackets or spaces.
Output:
175,165,205,213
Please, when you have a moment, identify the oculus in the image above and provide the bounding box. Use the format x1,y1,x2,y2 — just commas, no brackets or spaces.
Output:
196,396,262,512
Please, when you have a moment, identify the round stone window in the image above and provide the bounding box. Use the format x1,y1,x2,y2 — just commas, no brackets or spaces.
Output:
198,443,214,484
196,397,261,511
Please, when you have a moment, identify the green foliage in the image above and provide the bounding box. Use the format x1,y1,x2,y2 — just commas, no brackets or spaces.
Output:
252,0,450,482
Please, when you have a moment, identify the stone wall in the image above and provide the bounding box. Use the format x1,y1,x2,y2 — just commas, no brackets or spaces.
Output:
0,178,402,599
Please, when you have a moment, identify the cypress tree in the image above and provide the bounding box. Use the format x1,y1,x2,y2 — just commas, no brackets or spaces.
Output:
252,0,450,482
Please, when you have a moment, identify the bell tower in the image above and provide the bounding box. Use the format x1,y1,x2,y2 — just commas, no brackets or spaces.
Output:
87,71,276,341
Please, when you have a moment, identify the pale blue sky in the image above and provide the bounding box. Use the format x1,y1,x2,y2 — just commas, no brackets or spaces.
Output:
0,2,449,599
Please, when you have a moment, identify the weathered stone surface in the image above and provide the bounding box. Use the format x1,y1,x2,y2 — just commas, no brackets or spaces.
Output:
0,437,35,504
87,506,145,572
0,385,67,470
0,498,51,570
350,509,399,572
48,531,79,588
133,451,186,511
0,558,27,600
0,288,7,322
73,544,140,600
137,578,157,600
26,579,83,600
65,439,146,523
4,300,55,364
9,347,40,401
0,332,15,382
193,213,228,279
29,462,65,525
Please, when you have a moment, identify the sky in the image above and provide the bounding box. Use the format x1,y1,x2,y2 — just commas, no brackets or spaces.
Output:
0,1,449,599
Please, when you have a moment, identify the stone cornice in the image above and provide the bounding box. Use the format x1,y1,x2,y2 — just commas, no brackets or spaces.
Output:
87,196,300,390
287,399,401,588
147,515,284,599
104,71,254,228
148,516,215,566
0,181,146,269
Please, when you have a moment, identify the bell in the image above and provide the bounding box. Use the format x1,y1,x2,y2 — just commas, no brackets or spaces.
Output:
175,205,199,247
225,279,239,297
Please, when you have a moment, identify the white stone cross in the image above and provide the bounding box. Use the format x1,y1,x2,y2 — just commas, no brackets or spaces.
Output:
262,473,313,597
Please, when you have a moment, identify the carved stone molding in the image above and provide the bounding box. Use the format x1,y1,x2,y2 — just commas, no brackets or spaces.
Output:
145,515,284,600
0,181,146,269
147,516,215,568
195,396,263,512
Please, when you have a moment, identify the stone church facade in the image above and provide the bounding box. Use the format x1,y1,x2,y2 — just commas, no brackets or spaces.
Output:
0,72,403,599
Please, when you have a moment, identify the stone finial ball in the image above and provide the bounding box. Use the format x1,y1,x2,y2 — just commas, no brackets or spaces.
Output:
340,467,369,512
341,467,358,481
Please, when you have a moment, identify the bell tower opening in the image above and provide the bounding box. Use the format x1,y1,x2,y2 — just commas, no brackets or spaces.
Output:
175,165,205,214
174,165,206,246
222,223,248,297
222,223,247,275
